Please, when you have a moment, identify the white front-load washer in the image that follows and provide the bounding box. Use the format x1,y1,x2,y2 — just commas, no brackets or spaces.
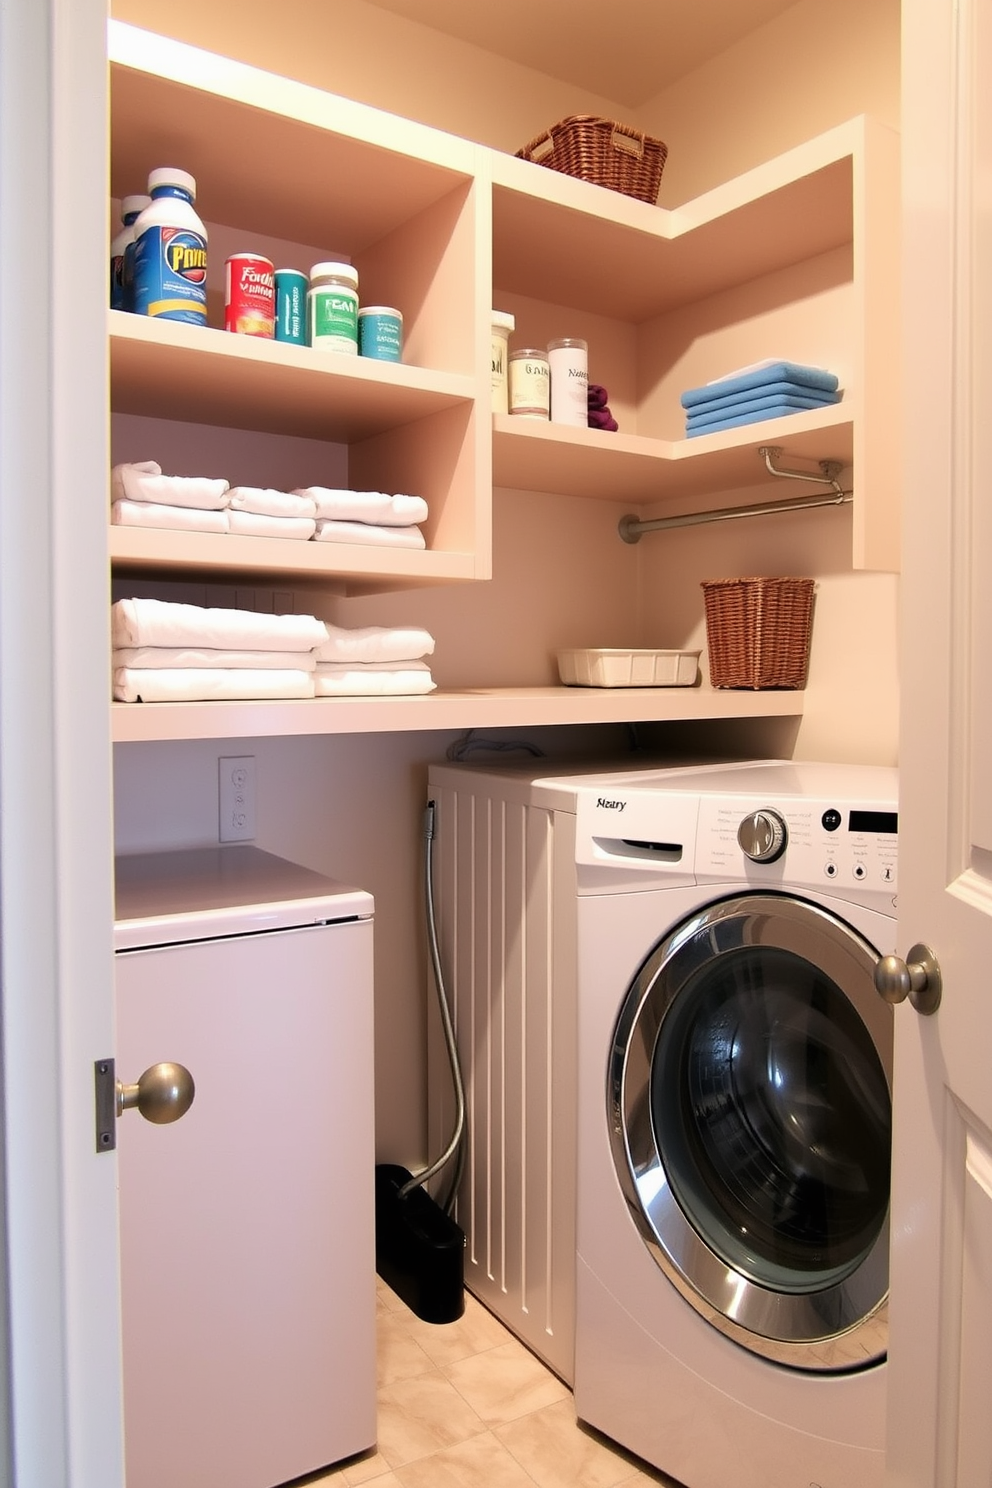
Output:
571,760,897,1488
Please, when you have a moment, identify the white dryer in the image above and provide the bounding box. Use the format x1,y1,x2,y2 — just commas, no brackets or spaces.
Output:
571,760,897,1488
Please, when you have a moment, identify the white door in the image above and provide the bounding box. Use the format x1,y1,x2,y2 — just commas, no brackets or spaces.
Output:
0,0,124,1483
887,0,992,1483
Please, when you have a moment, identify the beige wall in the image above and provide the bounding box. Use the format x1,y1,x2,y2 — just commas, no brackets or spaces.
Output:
639,0,901,205
110,0,902,1162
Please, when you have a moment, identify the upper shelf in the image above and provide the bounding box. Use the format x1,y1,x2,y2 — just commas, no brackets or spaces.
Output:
108,22,477,252
490,122,864,322
110,311,475,443
493,405,854,504
111,685,805,743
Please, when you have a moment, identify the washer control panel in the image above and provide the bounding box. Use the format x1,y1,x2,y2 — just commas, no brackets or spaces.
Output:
697,794,898,898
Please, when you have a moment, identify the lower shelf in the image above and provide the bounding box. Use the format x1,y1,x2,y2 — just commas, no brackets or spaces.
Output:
111,685,805,743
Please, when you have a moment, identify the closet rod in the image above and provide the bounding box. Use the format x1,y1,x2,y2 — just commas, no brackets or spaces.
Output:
617,445,852,544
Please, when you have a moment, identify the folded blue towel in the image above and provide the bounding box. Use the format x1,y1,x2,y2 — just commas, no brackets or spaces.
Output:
681,361,840,408
682,380,841,419
685,401,837,438
686,390,841,431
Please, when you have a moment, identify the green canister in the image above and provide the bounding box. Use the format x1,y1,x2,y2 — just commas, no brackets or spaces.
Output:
358,306,403,362
307,262,359,354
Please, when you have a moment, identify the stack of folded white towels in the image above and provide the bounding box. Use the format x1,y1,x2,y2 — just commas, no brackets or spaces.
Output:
111,464,430,547
111,598,328,702
294,487,429,549
111,462,231,533
312,623,437,696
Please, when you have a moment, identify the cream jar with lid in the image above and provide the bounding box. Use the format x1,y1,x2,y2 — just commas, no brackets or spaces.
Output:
508,348,550,419
491,310,516,413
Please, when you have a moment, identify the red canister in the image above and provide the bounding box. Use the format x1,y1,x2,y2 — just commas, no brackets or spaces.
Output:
224,253,275,336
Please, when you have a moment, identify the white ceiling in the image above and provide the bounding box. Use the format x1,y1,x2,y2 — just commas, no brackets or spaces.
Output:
360,0,801,108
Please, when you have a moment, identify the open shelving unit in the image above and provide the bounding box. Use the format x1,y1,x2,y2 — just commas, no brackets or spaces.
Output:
107,20,899,744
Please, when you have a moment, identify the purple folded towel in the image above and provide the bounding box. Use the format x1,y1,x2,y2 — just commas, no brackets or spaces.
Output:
588,384,610,410
588,408,618,431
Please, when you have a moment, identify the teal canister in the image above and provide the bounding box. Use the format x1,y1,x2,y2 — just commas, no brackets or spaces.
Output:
274,268,308,345
358,306,403,362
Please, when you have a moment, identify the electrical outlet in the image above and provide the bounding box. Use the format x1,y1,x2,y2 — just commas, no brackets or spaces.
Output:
218,755,256,842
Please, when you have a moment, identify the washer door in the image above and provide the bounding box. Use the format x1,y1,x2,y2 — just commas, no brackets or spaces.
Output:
610,892,892,1372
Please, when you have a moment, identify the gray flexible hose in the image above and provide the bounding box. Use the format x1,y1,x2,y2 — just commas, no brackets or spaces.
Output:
398,800,466,1200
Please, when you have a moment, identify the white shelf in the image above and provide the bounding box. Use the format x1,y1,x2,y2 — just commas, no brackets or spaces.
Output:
111,685,805,743
108,524,478,588
110,311,476,443
491,122,861,322
493,404,854,505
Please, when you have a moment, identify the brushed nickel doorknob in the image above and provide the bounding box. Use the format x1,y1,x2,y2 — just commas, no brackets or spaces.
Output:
874,944,942,1015
117,1062,196,1123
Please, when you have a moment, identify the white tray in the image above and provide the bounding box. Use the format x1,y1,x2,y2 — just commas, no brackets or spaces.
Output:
557,648,701,688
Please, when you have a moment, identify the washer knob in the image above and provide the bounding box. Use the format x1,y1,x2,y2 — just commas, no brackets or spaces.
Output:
737,809,787,863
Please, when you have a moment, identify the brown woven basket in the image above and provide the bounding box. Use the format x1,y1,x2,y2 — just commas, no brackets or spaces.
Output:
702,577,815,690
515,115,668,204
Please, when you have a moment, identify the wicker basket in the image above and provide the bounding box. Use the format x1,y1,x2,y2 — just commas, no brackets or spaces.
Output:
702,577,815,690
515,115,668,204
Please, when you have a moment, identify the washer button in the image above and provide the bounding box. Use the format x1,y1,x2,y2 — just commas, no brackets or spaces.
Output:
822,808,842,832
824,861,838,878
853,862,867,880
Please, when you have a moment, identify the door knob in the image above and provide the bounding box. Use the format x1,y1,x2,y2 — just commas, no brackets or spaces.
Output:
117,1062,196,1123
95,1058,195,1150
874,943,942,1015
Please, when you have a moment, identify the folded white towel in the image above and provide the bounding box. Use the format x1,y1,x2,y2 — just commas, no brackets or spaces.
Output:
312,519,426,549
111,461,230,511
228,487,317,519
113,668,316,703
111,598,328,652
227,510,316,541
112,500,231,534
296,487,429,526
314,624,436,665
113,646,317,672
312,665,436,697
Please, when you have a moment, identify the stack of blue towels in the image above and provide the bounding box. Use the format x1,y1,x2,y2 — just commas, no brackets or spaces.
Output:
681,361,842,438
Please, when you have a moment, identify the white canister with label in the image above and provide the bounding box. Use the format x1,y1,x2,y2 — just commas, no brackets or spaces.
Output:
549,337,589,426
491,310,516,412
509,348,550,418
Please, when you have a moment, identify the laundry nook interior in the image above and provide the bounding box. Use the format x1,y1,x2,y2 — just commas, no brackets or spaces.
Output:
11,0,962,1485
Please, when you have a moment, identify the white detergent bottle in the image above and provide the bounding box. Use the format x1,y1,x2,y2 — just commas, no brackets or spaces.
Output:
110,194,150,312
131,168,208,325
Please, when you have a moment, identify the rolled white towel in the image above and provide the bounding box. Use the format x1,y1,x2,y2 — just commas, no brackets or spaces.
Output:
111,598,328,652
113,668,316,703
312,663,436,697
112,500,230,534
314,624,435,665
228,487,317,519
312,519,425,549
296,487,429,526
113,646,317,672
111,461,230,511
227,510,316,541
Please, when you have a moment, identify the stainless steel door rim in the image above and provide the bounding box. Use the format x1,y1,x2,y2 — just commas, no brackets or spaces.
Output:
609,892,893,1373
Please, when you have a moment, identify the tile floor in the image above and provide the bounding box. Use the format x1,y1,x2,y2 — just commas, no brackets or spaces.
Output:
308,1279,680,1488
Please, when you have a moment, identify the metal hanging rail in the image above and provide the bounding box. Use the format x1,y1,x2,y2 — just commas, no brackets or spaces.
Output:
617,445,853,544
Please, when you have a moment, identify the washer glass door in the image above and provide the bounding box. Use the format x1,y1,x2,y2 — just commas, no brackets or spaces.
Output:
610,892,892,1372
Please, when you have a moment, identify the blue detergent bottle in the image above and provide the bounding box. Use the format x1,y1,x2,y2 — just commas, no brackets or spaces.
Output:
131,168,208,325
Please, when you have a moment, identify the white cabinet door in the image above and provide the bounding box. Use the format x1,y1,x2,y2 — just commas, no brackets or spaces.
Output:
116,920,376,1488
887,0,992,1483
